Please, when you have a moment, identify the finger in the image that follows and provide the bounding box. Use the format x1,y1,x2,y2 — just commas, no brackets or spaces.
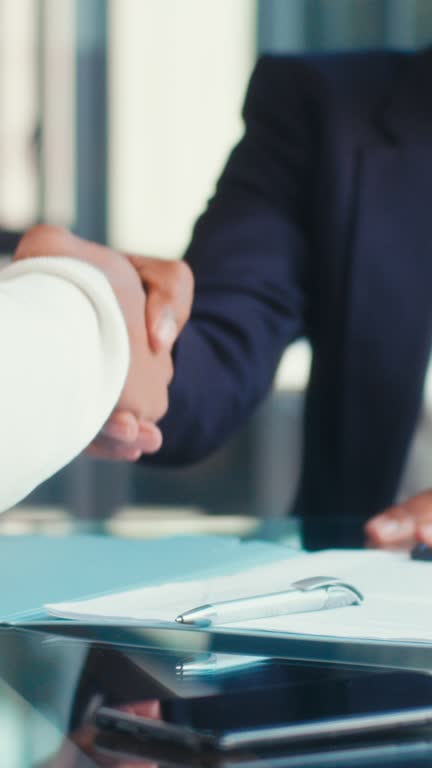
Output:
376,490,432,546
416,521,432,546
164,353,174,386
86,437,143,462
102,411,140,443
138,420,163,452
148,296,177,353
364,505,416,547
87,422,163,461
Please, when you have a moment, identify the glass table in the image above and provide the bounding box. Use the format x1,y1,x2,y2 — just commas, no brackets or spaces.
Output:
1,513,432,767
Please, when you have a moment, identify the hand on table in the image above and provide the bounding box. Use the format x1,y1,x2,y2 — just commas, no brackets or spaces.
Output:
14,225,193,461
365,490,432,549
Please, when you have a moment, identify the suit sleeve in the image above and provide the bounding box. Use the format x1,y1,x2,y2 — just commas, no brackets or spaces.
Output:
0,257,129,512
153,57,318,465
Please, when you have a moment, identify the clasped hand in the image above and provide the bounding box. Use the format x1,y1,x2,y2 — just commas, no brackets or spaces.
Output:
13,226,432,549
13,225,194,461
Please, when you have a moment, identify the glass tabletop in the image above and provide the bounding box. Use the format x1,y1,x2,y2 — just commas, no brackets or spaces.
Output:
1,513,432,767
3,624,432,768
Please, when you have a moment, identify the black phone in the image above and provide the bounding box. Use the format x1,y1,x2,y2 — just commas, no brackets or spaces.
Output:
93,729,432,768
93,660,432,754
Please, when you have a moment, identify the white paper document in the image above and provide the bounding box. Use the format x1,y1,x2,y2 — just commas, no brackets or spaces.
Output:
46,549,432,643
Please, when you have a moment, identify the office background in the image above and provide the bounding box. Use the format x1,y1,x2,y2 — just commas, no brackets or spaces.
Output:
1,4,432,761
1,0,432,528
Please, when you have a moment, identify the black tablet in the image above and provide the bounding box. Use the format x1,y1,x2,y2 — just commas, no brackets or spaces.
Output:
94,661,432,754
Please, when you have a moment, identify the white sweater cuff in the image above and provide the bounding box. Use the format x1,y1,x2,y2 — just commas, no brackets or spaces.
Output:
0,257,130,511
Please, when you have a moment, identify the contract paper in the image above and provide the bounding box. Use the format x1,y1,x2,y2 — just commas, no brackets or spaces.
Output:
46,549,432,643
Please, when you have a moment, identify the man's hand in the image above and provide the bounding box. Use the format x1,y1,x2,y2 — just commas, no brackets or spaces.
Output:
14,225,188,460
89,254,194,461
365,490,432,548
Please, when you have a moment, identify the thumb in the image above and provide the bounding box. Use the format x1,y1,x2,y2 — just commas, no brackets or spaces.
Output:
127,254,179,353
145,290,178,353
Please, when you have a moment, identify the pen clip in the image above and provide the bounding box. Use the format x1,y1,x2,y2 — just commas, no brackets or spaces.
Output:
292,576,363,604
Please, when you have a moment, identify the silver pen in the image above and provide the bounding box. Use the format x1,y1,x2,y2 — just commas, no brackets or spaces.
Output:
175,576,363,625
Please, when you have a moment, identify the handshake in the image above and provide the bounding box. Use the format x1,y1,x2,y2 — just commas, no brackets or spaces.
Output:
14,224,194,462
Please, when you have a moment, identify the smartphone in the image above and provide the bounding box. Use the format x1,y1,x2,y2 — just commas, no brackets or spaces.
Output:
93,729,432,768
93,661,432,754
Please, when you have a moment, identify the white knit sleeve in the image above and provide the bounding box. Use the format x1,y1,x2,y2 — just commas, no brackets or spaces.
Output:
0,257,130,512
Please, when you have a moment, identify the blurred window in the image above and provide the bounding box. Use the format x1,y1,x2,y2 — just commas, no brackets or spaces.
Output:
38,0,76,226
108,0,256,258
0,0,38,229
0,0,75,231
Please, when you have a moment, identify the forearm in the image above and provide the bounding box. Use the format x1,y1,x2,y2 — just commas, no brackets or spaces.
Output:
148,324,261,465
149,200,307,465
0,257,129,511
150,282,303,466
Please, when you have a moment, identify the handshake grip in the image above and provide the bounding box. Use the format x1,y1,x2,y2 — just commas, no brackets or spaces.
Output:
13,225,194,462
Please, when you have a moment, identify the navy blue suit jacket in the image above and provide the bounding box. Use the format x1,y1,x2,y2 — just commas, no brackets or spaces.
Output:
152,48,432,523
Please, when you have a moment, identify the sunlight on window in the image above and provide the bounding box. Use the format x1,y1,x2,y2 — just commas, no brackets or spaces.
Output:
39,0,76,226
108,0,256,258
0,0,75,230
0,0,38,228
